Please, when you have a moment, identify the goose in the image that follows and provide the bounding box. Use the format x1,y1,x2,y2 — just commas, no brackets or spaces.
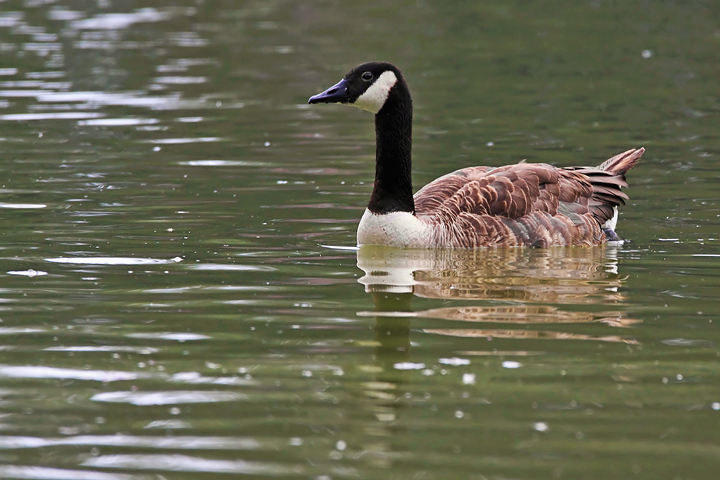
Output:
308,62,643,248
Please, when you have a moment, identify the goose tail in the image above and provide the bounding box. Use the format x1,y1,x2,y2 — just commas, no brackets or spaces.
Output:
597,147,644,175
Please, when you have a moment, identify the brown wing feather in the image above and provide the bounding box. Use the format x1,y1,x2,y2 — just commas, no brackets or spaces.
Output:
566,148,645,226
412,148,643,247
414,163,602,247
416,163,594,219
414,166,492,214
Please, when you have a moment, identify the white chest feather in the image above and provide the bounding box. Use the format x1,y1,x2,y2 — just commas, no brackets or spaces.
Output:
357,209,430,248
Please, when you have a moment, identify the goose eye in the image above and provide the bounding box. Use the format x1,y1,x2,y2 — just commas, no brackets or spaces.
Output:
361,71,373,82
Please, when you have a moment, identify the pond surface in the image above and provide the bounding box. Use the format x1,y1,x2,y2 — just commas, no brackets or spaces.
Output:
0,1,719,479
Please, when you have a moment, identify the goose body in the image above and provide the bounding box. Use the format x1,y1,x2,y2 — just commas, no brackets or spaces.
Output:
309,62,643,248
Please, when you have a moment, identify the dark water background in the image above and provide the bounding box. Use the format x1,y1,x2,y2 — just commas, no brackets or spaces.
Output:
0,1,719,479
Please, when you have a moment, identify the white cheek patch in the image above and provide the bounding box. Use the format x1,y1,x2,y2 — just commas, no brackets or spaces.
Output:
353,71,398,114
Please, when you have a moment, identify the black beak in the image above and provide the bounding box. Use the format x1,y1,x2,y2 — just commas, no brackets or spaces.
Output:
308,78,351,104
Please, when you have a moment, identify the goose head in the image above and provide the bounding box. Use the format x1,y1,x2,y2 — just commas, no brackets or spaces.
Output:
308,62,405,114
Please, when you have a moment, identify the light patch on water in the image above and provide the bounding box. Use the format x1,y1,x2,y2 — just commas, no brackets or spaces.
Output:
48,7,84,21
92,391,247,406
45,346,159,354
0,435,261,450
259,45,294,54
31,91,208,110
0,89,48,97
70,8,171,30
187,264,275,272
78,118,159,126
179,160,269,167
321,244,359,251
502,361,522,369
141,286,198,294
0,365,159,382
45,256,183,265
0,80,66,88
533,422,550,432
154,76,207,84
143,285,277,293
458,350,543,356
145,420,192,429
439,357,470,366
169,372,255,386
0,202,47,210
7,269,48,277
0,328,45,335
0,112,105,121
393,362,426,370
176,117,204,122
661,338,713,347
22,43,62,54
26,71,66,79
356,310,414,317
146,137,221,144
82,453,304,475
0,465,145,480
126,332,211,342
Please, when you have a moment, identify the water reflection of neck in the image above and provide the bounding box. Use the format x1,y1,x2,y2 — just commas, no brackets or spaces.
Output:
372,292,412,359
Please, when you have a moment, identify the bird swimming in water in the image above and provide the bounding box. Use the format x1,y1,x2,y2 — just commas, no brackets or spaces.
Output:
309,61,643,248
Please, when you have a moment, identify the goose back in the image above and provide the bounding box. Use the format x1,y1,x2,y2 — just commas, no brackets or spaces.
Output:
412,148,644,248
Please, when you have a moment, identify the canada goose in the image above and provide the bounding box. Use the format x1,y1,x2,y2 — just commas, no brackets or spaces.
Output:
309,62,643,248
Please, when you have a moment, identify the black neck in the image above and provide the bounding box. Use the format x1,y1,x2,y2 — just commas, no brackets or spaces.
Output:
366,85,414,215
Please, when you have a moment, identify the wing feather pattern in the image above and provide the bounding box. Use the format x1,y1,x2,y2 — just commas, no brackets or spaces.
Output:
412,148,644,247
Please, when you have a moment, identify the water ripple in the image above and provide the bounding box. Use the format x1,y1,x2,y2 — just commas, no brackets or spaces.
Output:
0,435,261,450
0,365,160,382
0,203,47,209
77,117,159,126
82,454,304,475
92,391,247,405
44,346,159,354
70,8,171,30
187,263,275,272
146,137,221,144
0,112,104,121
126,332,211,342
169,372,255,386
7,269,48,277
0,465,156,480
45,256,183,265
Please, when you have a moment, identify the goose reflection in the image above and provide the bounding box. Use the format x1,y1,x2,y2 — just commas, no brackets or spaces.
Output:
357,246,639,347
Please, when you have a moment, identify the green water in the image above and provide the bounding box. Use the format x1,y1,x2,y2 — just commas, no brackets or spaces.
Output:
0,1,719,479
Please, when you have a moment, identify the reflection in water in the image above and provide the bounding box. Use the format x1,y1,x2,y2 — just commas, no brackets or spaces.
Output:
424,328,638,345
358,245,626,301
355,245,640,450
358,246,639,347
370,291,412,355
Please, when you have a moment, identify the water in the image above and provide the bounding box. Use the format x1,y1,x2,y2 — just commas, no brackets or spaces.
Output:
0,1,719,479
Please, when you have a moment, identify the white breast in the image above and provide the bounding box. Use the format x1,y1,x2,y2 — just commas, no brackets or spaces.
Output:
357,209,431,248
